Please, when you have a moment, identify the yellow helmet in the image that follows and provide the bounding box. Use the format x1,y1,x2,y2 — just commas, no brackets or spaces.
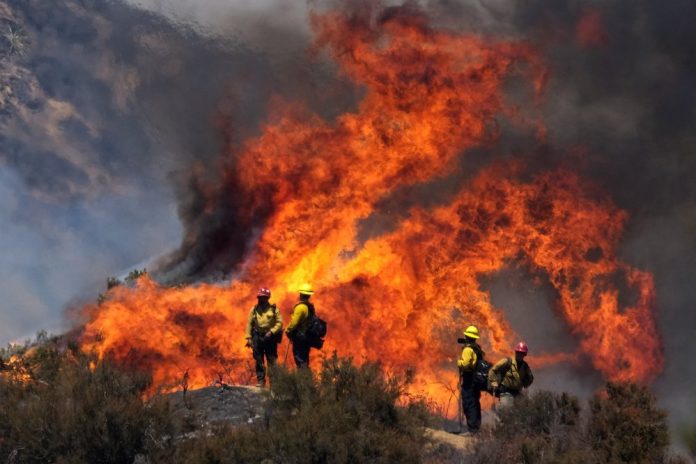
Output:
463,325,479,339
298,283,314,295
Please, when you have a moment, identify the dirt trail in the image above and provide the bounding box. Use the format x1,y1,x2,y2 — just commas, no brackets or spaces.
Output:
426,427,476,451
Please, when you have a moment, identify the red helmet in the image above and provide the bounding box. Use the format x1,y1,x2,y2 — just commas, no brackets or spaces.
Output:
257,287,271,298
515,342,529,354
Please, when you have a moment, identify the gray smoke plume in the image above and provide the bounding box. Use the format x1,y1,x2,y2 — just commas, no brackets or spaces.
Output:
0,0,349,335
419,0,696,432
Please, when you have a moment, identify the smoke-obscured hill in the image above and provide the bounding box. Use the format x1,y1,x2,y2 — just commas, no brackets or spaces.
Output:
0,0,331,202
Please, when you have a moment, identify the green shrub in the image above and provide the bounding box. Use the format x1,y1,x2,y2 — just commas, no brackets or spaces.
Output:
494,391,581,439
0,339,174,463
587,382,669,464
2,342,433,463
679,400,696,459
470,390,587,464
469,383,672,464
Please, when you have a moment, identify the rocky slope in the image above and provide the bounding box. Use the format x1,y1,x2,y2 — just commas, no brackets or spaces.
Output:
168,385,267,430
166,384,474,460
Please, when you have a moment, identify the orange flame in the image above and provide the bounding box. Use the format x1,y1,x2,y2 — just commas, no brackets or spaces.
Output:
80,5,662,406
1,350,37,385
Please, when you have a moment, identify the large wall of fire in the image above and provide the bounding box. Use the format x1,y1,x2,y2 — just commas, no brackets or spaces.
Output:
80,5,662,407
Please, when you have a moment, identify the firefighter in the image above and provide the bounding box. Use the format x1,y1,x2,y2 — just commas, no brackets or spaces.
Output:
245,287,283,387
457,325,484,434
488,341,534,408
285,283,314,369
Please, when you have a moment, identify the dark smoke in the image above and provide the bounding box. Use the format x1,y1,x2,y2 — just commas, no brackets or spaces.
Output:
311,0,696,432
0,0,356,329
419,0,696,431
0,0,293,340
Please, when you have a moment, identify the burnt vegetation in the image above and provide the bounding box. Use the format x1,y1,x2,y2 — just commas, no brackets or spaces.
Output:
1,336,692,463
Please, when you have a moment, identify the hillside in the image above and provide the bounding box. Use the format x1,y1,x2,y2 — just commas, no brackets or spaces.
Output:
1,338,692,463
0,340,472,463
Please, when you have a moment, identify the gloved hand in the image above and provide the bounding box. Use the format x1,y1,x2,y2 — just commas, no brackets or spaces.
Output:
245,337,252,348
264,331,273,340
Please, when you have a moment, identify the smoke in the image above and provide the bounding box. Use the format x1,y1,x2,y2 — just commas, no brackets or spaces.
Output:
0,0,242,340
0,0,352,334
419,0,696,428
300,0,685,433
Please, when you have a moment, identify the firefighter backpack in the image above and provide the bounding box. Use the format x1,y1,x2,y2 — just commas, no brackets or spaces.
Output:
470,344,493,393
303,302,327,349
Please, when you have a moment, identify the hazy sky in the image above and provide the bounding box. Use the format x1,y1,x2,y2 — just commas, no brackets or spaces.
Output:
0,164,180,343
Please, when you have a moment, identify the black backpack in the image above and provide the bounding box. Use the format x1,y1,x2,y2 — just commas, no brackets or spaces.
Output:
299,302,327,349
468,343,493,393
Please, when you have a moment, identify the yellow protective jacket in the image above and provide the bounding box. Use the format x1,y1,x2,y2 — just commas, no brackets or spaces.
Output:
457,344,479,373
488,357,533,393
245,303,283,338
285,302,311,335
